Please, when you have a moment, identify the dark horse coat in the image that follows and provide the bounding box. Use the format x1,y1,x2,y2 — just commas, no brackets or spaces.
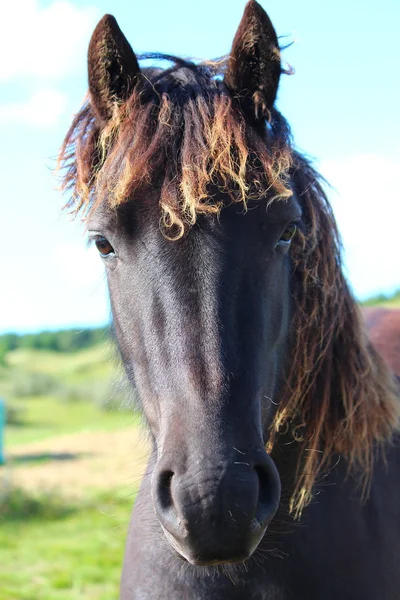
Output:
59,2,400,598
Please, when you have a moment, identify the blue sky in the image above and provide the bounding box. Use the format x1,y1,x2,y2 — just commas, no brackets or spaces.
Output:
1,0,399,334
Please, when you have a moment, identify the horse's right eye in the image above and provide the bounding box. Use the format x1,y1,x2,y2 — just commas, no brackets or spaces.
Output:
95,236,115,257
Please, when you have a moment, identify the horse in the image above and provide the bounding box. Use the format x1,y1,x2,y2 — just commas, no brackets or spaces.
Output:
364,308,400,378
58,2,400,598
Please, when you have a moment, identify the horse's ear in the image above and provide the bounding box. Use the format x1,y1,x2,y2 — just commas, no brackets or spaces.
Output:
88,15,140,122
225,0,281,119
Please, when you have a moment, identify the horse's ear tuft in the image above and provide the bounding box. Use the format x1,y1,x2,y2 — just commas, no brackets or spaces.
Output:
88,14,140,122
225,0,281,119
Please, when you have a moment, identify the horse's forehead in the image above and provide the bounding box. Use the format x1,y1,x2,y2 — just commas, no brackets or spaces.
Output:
88,193,301,242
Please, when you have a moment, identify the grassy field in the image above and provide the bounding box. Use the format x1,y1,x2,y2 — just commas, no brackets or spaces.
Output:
0,343,147,600
0,489,133,600
5,395,140,447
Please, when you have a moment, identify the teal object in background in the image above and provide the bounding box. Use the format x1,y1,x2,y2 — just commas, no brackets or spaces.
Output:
0,398,5,465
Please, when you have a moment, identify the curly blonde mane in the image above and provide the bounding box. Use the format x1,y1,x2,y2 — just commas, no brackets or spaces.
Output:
58,57,399,516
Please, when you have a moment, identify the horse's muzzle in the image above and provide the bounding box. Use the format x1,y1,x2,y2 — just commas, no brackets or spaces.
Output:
152,452,281,565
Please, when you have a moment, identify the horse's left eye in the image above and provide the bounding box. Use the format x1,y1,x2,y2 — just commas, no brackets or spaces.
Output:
279,223,297,243
95,236,115,257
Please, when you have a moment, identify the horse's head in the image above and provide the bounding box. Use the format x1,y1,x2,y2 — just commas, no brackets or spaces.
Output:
59,0,400,568
83,2,289,566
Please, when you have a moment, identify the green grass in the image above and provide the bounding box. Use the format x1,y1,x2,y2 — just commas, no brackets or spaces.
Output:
5,344,113,380
0,342,139,446
0,342,143,599
5,396,140,447
377,296,400,308
0,344,116,400
0,487,135,600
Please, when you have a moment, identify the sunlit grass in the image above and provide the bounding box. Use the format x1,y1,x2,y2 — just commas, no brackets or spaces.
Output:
5,396,140,447
5,344,115,382
380,296,400,308
0,486,135,600
0,340,143,599
0,342,139,446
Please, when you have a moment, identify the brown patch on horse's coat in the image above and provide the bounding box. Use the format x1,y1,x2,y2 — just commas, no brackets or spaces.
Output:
364,308,400,377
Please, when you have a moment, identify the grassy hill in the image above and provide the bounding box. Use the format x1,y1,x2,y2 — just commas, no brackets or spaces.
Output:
0,338,131,412
0,338,144,600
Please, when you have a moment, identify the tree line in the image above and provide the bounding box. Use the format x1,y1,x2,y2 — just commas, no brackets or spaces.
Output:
361,289,400,307
0,327,109,361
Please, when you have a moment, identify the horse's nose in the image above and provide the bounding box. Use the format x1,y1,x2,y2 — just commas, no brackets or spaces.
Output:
153,453,281,565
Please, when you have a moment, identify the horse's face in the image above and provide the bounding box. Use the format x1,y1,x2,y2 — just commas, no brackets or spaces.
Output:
89,189,300,564
86,1,292,566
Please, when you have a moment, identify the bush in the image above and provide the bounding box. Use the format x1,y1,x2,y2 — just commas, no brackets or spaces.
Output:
0,482,76,523
53,377,135,411
95,377,137,411
8,372,56,398
5,404,25,426
3,364,135,412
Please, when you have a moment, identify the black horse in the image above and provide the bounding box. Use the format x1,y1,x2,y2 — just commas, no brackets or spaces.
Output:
59,2,400,598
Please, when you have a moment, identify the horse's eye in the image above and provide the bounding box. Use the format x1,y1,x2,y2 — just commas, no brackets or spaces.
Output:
279,223,297,243
95,236,114,257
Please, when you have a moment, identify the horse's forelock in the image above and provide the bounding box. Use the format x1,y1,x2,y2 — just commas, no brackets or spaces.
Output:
57,58,293,239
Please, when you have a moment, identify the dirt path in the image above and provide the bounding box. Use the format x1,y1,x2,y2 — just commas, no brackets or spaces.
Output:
2,427,150,497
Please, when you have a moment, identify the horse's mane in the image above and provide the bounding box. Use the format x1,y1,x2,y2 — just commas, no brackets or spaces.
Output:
273,155,399,515
58,56,399,516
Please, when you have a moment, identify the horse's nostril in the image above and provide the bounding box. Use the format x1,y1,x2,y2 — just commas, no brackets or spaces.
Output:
157,470,174,511
254,463,281,526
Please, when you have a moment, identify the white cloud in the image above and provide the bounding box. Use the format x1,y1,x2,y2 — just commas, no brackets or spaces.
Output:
0,0,98,82
0,88,68,126
320,154,400,299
